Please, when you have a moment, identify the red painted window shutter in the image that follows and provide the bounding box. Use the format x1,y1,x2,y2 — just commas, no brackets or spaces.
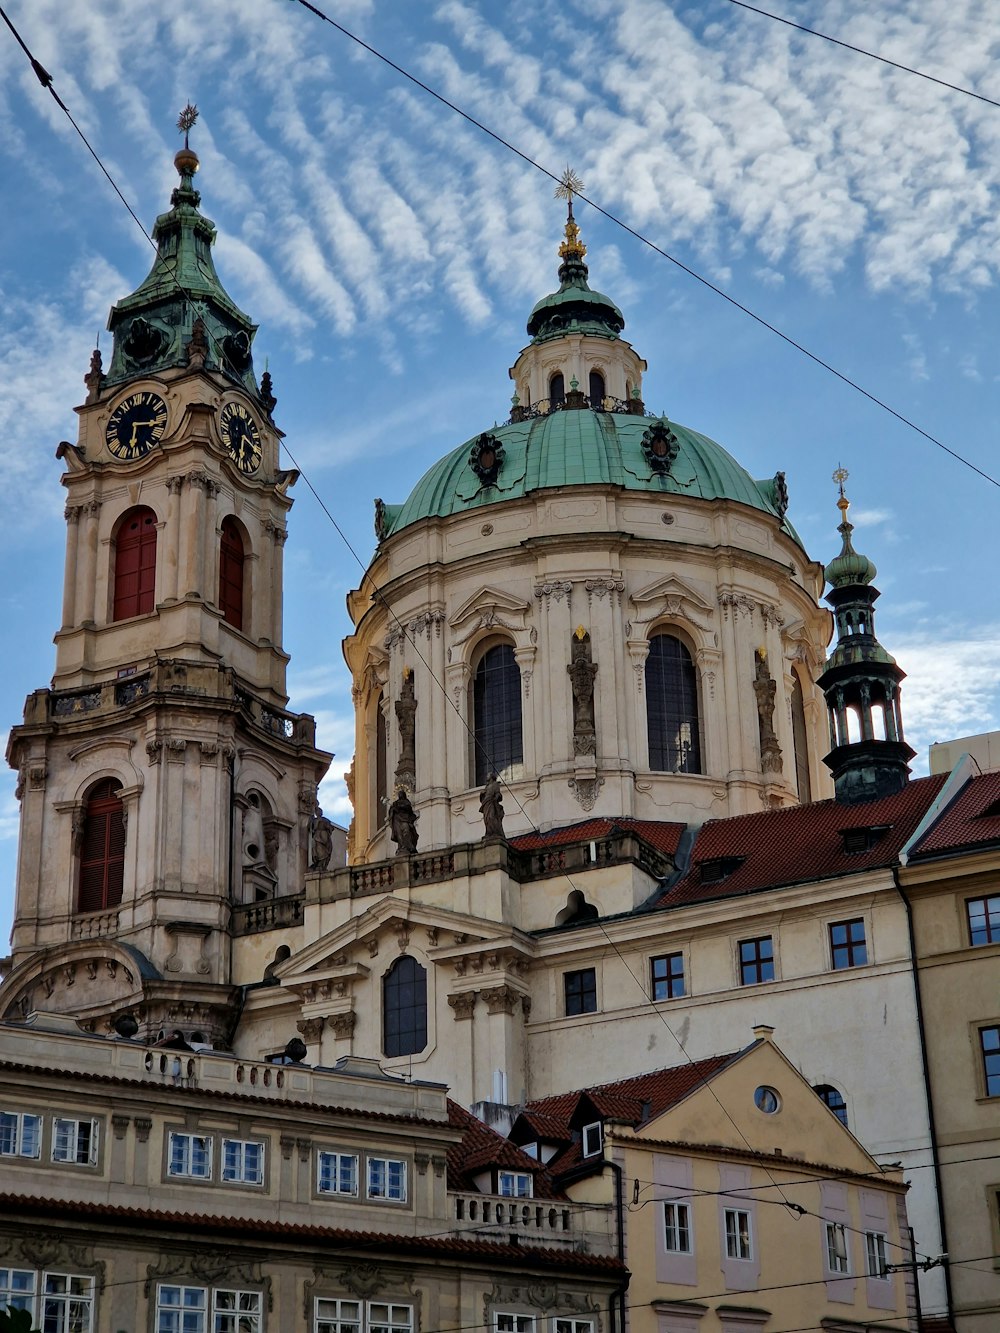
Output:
113,507,157,621
78,779,125,913
219,518,245,630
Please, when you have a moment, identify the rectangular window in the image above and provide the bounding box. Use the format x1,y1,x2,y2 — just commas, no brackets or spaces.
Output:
317,1150,358,1196
221,1138,265,1186
967,895,1000,947
367,1157,407,1202
368,1303,414,1333
738,937,774,986
51,1118,98,1166
724,1207,752,1260
830,918,868,969
40,1273,95,1333
167,1131,212,1179
214,1289,263,1333
0,1111,41,1159
0,1268,36,1314
564,968,597,1016
981,1026,1000,1096
582,1122,603,1158
826,1221,850,1274
866,1230,889,1279
498,1170,533,1198
554,1322,594,1333
495,1317,534,1333
651,953,685,1000
663,1201,692,1253
315,1298,362,1333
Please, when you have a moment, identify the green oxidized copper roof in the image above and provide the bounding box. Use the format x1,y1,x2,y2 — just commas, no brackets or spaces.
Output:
526,203,624,343
104,147,260,397
384,410,802,544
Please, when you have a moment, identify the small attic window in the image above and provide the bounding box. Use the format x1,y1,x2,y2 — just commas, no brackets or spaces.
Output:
698,856,744,886
975,796,1000,819
840,825,890,855
582,1122,603,1158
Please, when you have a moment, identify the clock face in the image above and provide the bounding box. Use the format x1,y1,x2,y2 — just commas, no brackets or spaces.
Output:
105,390,168,461
220,401,262,475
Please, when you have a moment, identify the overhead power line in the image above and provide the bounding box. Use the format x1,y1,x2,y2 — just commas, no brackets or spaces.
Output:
727,0,1000,112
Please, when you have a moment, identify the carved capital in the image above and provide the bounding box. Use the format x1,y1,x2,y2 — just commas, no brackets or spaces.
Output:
134,1117,152,1143
480,983,522,1016
328,1011,357,1040
297,1016,325,1044
447,991,478,1020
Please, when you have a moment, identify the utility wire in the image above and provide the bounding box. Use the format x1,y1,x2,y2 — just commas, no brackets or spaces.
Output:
288,0,1000,492
727,0,1000,112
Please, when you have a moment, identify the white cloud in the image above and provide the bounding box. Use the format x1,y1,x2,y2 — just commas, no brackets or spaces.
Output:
894,626,1000,770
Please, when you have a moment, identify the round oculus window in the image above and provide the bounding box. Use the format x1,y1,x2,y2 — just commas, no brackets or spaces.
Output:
753,1085,780,1114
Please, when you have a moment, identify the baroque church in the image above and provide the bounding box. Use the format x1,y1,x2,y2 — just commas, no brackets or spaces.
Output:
3,133,995,1333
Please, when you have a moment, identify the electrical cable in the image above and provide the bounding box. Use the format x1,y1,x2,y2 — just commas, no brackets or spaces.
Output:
286,0,1000,492
727,0,1000,112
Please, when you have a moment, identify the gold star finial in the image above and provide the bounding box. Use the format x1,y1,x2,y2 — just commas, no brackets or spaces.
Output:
555,168,587,262
177,103,199,148
555,167,584,204
832,464,850,519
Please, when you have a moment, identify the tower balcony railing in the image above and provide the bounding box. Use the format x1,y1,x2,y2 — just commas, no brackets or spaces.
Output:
506,392,653,425
451,1189,616,1255
232,894,304,935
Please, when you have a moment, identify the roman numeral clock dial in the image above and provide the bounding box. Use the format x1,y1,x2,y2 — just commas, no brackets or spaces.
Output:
220,401,262,475
105,390,168,461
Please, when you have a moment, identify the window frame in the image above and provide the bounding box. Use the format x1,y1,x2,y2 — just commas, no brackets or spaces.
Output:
724,1206,753,1261
967,894,1000,947
167,1130,213,1180
112,504,158,622
382,954,428,1060
317,1149,360,1197
495,1316,535,1333
582,1122,603,1159
738,935,775,986
663,1200,693,1254
498,1170,533,1198
221,1136,265,1186
830,917,868,969
76,778,126,915
651,952,686,1001
645,632,702,774
1,1271,95,1333
0,1110,41,1159
367,1155,408,1203
980,1025,1000,1097
865,1230,889,1279
814,1085,849,1127
51,1116,99,1167
825,1221,850,1275
564,967,597,1016
156,1283,263,1333
554,1322,594,1333
472,641,524,785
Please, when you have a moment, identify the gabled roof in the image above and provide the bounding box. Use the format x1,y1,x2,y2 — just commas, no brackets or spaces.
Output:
517,1052,739,1176
908,770,1000,858
658,774,946,906
511,817,685,856
446,1101,564,1199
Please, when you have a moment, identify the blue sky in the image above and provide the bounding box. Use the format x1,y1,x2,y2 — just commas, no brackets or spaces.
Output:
2,0,1000,944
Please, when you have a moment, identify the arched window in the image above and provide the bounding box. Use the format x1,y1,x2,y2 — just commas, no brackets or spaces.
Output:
77,779,125,913
113,507,157,621
589,370,605,406
790,671,812,803
219,517,245,630
383,955,427,1057
814,1084,848,1126
549,372,565,407
645,634,702,773
473,644,523,784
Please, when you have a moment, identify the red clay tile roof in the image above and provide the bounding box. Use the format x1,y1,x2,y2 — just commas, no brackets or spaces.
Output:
511,818,685,856
446,1101,565,1199
525,1052,738,1140
0,1193,625,1273
658,775,946,906
909,771,1000,857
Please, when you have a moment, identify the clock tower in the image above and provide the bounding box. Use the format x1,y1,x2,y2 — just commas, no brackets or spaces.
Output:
2,118,331,1045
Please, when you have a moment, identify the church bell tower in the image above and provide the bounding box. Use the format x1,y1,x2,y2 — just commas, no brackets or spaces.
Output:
2,111,331,1045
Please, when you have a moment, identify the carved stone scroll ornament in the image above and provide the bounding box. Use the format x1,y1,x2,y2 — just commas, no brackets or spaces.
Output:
568,775,604,811
567,629,598,756
753,649,783,775
393,670,417,791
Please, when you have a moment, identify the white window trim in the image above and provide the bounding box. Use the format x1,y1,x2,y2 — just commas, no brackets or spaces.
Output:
4,1270,95,1333
582,1122,603,1158
314,1299,414,1333
367,1156,408,1202
865,1230,890,1279
0,1110,41,1159
553,1321,594,1333
156,1282,262,1333
498,1170,533,1198
317,1149,359,1197
221,1136,265,1186
495,1316,535,1333
51,1117,99,1166
167,1130,213,1180
724,1206,753,1261
663,1200,693,1254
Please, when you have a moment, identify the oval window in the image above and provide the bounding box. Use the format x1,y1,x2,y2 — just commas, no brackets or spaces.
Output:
754,1085,780,1114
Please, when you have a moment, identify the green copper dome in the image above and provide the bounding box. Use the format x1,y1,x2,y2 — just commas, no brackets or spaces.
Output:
824,497,877,589
382,410,802,543
526,202,625,343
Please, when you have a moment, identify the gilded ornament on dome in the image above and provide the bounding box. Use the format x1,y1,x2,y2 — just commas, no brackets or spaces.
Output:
641,420,680,474
468,432,505,486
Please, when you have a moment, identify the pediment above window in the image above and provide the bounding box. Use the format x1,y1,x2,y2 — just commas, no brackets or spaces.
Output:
629,575,715,631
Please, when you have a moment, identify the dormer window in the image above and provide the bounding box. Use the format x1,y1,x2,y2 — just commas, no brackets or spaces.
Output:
698,856,744,886
498,1170,533,1198
582,1122,603,1158
840,825,889,855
